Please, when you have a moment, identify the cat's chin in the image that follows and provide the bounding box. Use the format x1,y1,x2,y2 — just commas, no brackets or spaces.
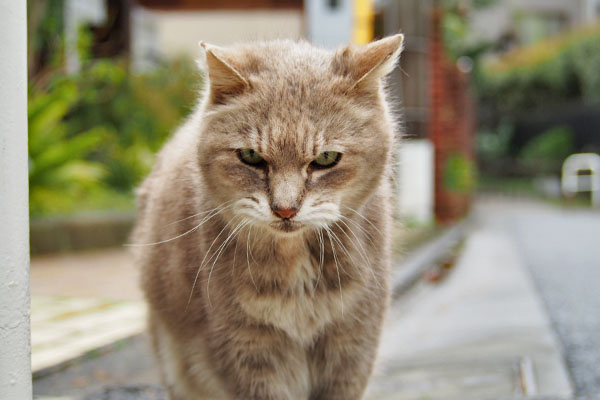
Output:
268,220,304,234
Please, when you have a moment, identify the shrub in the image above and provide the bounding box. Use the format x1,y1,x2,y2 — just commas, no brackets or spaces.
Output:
443,153,477,193
519,126,575,165
480,24,600,113
29,57,202,216
28,80,108,215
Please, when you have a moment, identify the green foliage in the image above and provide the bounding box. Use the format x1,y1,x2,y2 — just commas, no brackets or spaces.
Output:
443,154,477,193
439,0,499,61
519,126,575,164
28,81,109,215
476,121,513,160
29,57,202,216
27,0,65,76
480,25,600,113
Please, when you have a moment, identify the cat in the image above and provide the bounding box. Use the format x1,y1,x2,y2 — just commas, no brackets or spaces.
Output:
132,34,404,400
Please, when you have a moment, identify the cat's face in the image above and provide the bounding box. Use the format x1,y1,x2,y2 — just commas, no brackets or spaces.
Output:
197,37,403,235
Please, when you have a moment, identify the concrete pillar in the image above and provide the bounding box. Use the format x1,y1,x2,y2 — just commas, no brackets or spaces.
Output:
0,1,32,399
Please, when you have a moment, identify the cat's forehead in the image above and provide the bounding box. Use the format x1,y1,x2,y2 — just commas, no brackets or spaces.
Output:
231,40,332,74
202,37,402,157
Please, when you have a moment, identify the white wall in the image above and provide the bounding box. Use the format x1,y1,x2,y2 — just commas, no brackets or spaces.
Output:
132,8,304,69
0,1,32,399
397,140,434,225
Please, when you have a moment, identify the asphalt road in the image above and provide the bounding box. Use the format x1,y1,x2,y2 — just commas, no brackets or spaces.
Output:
481,198,600,400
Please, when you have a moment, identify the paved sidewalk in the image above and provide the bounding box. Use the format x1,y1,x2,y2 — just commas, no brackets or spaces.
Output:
31,249,146,375
32,208,575,399
367,213,574,399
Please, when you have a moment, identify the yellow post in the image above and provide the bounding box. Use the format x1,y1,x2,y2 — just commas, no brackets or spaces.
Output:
353,0,374,44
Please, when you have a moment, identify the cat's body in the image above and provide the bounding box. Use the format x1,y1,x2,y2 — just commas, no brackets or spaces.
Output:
133,36,403,400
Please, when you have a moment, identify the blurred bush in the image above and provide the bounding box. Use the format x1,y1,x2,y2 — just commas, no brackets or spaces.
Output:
443,153,477,193
29,57,202,217
29,80,107,216
476,121,513,161
519,126,575,167
480,24,600,113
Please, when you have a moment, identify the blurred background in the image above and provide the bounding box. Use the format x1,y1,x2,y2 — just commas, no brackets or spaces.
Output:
28,0,600,243
26,0,600,399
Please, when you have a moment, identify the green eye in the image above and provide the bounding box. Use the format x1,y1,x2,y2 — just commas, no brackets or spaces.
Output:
312,151,341,169
238,148,264,166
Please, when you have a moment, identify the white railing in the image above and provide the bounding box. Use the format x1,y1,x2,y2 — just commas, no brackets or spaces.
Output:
561,153,600,207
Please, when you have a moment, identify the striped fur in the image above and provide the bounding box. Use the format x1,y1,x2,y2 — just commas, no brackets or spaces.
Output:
132,35,403,400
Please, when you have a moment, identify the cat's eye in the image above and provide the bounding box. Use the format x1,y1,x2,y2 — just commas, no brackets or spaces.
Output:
238,148,265,166
311,151,341,169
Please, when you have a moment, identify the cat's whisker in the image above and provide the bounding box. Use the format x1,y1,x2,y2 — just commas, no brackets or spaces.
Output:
341,206,384,238
328,225,363,283
163,201,234,228
336,219,383,290
339,215,379,250
338,215,384,290
206,218,251,307
232,231,241,279
127,205,229,247
246,225,258,292
331,222,366,282
201,216,246,272
187,215,243,310
336,220,370,266
313,228,325,290
324,228,344,316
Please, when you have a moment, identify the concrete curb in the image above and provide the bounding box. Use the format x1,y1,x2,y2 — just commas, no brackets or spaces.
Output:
392,219,469,299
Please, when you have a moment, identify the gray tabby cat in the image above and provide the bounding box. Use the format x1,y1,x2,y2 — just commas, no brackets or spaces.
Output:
132,34,404,400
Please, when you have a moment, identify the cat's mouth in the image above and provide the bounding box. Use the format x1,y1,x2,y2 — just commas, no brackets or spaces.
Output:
269,219,303,233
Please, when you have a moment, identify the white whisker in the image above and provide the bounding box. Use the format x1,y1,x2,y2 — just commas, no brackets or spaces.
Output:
325,228,344,316
314,228,325,290
205,218,250,307
336,219,382,290
162,201,234,228
246,225,258,291
127,205,228,247
342,205,383,237
187,216,241,310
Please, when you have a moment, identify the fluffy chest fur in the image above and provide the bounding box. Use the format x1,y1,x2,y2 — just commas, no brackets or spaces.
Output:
233,244,364,345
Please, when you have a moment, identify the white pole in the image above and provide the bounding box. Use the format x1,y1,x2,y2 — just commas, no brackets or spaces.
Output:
0,1,32,399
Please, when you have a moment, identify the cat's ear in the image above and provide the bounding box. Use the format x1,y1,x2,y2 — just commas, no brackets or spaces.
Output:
336,34,404,91
199,42,250,105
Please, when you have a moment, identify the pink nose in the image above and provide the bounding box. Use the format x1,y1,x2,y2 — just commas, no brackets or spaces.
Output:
273,207,298,219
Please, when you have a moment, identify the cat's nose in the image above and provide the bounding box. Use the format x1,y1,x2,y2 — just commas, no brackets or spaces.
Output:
272,207,298,219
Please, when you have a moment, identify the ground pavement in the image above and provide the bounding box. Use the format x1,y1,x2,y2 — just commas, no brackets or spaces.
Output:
30,249,146,374
366,199,573,400
32,198,586,399
478,197,600,400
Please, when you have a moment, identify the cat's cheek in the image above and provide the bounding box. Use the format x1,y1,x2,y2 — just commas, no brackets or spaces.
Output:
310,167,356,190
206,162,266,191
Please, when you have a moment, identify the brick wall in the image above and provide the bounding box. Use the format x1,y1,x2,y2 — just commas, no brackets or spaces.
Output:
429,5,475,223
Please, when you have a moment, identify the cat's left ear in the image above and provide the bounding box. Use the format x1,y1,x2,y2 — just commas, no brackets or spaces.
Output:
199,42,250,105
336,34,404,91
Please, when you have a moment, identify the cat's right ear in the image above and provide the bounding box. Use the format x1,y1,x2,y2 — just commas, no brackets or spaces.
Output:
199,42,250,105
334,34,404,92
